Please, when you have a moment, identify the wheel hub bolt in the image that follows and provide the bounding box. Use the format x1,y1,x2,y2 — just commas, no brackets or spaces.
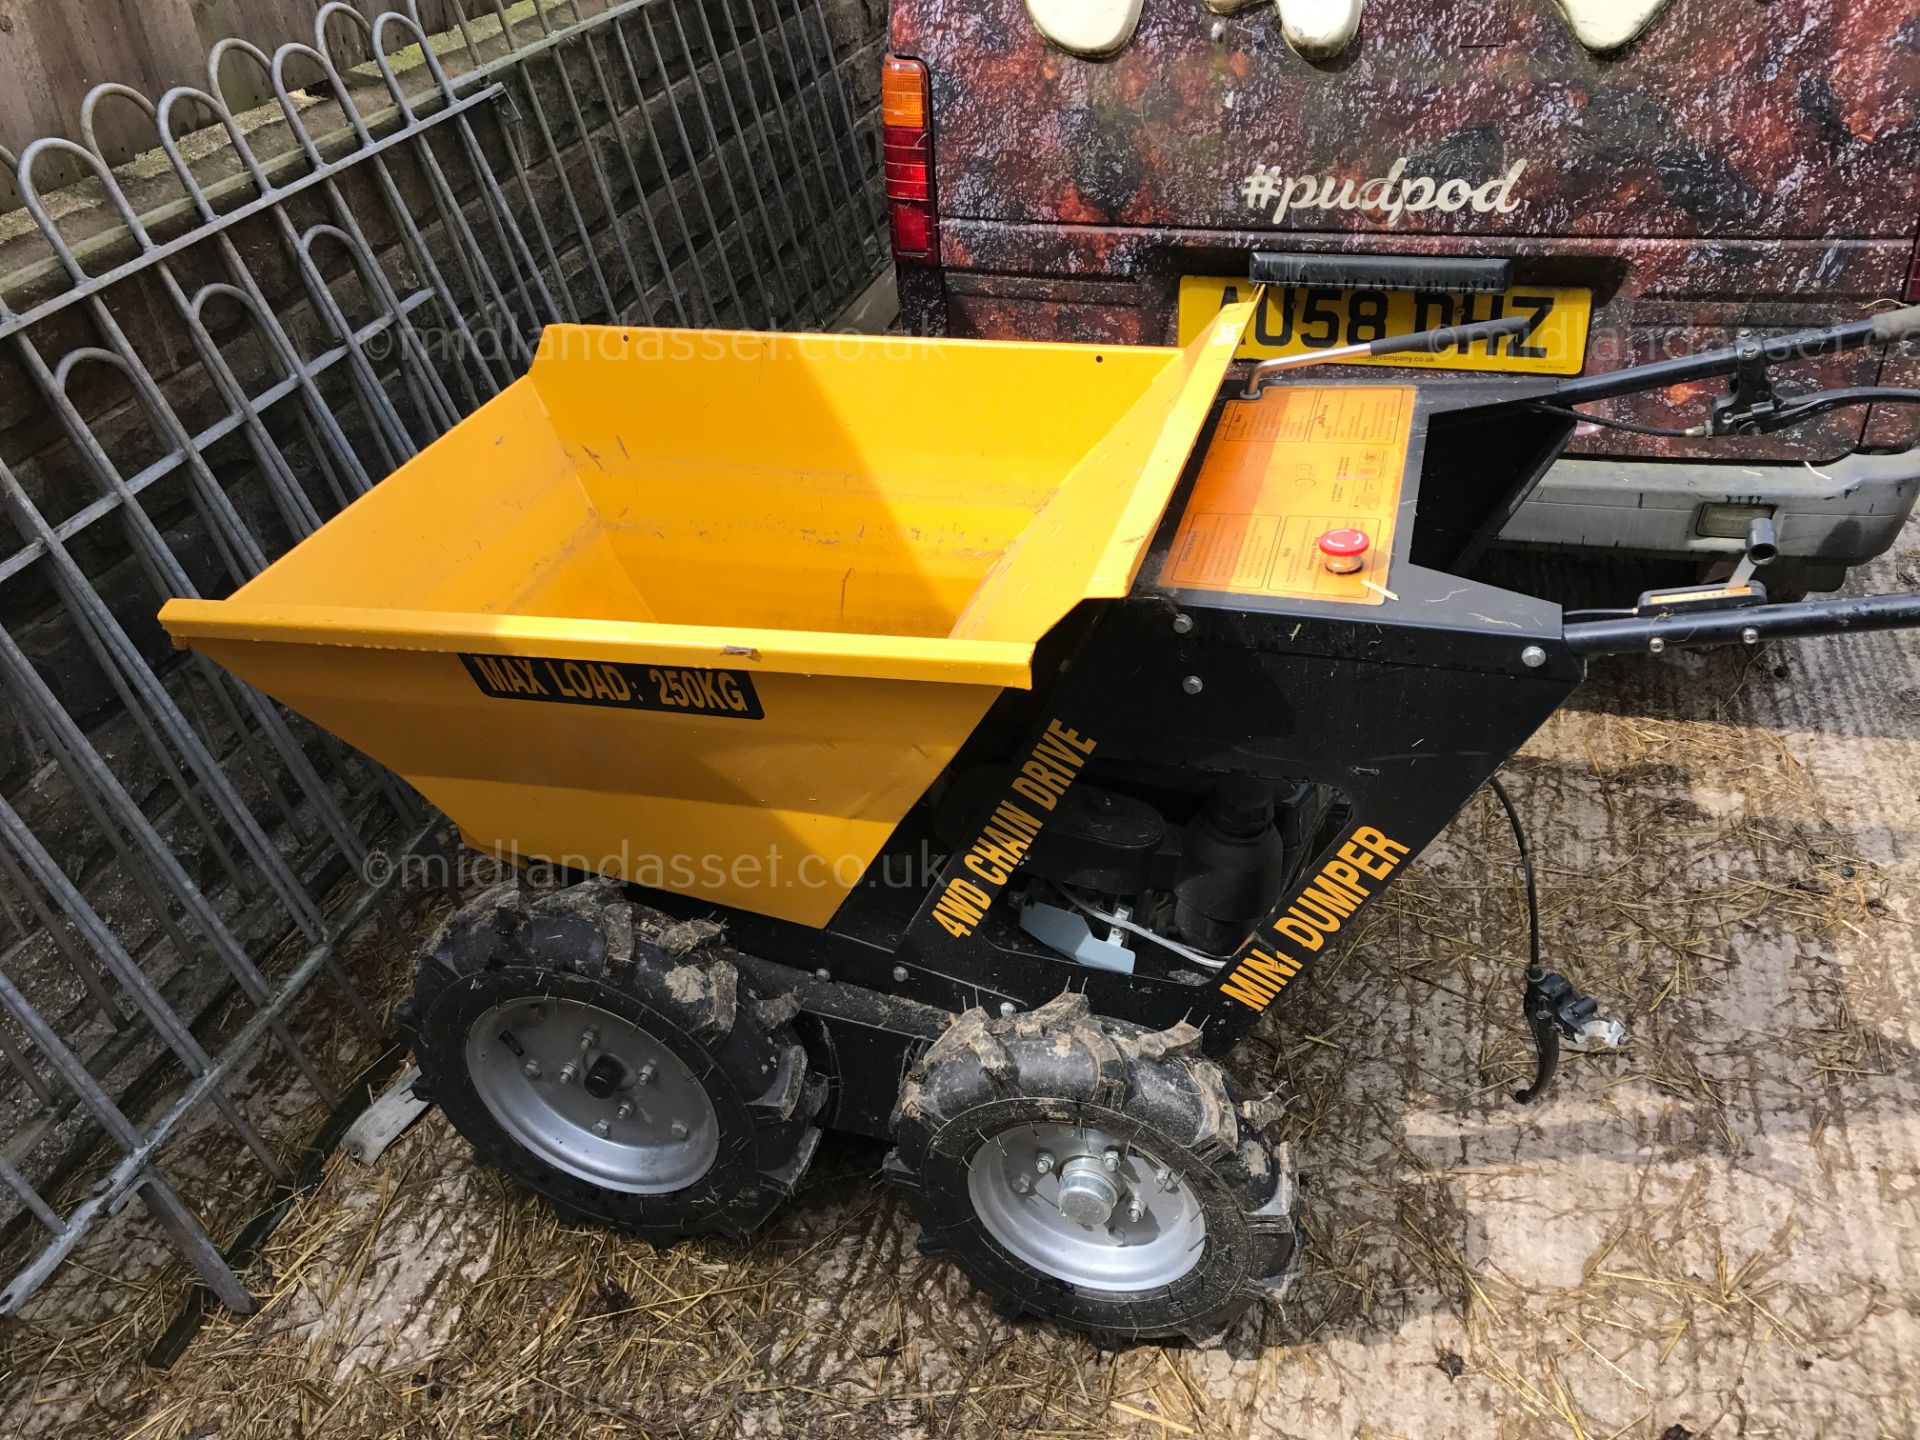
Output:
579,1028,598,1052
1155,1166,1176,1192
635,1060,657,1086
670,1120,690,1140
1010,1173,1033,1195
1126,1196,1146,1223
522,1059,541,1079
1102,1147,1121,1171
557,1062,577,1085
1034,1151,1056,1175
615,1100,634,1120
593,1119,611,1137
1055,1156,1121,1228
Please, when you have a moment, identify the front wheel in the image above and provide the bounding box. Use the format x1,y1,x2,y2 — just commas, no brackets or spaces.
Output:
400,880,822,1244
886,991,1299,1345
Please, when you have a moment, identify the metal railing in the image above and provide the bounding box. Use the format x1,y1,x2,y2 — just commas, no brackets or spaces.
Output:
0,0,884,1317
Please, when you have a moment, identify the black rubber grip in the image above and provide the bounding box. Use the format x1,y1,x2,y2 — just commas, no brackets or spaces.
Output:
1371,313,1534,357
1871,305,1920,345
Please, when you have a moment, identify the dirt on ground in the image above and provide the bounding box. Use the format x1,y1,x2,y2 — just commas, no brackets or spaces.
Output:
2,525,1917,1439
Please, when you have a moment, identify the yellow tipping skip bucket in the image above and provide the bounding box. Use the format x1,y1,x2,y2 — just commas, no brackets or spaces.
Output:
161,308,1255,925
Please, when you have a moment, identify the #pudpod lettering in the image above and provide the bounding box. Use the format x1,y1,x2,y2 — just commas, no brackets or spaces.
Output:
1240,158,1528,226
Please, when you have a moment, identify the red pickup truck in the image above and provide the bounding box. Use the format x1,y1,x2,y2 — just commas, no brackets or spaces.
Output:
882,1,1920,591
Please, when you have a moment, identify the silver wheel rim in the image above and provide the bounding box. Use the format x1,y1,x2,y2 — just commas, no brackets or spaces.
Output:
966,1120,1207,1292
466,997,719,1194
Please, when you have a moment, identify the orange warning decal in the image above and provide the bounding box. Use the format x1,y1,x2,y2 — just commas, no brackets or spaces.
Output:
1161,386,1417,606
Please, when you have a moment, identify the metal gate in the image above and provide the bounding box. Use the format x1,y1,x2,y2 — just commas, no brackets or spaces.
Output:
0,0,885,1318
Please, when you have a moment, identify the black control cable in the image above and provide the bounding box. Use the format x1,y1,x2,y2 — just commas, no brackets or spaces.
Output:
1529,387,1920,440
1487,774,1627,1105
1524,402,1700,439
1756,386,1920,429
1485,774,1542,986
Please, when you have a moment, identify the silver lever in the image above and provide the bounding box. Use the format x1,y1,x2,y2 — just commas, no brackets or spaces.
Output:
1241,313,1536,399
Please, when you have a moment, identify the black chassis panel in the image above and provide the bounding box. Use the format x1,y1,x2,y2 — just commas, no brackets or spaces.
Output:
635,381,1591,1136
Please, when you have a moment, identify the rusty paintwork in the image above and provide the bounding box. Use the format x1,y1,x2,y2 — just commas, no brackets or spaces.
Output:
891,0,1920,460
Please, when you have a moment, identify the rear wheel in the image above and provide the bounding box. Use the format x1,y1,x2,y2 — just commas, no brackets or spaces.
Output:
401,879,821,1243
887,991,1299,1345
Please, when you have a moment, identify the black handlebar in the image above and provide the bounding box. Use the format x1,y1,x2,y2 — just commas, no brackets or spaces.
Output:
1564,591,1920,657
1555,305,1920,407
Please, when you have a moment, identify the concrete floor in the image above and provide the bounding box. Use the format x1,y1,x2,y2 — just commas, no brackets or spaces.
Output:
4,517,1917,1438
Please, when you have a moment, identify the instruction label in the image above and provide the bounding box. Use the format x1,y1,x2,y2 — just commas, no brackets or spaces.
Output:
1161,386,1417,606
460,653,764,720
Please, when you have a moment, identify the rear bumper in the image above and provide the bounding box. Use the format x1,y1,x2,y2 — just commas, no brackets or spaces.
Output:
1502,449,1920,569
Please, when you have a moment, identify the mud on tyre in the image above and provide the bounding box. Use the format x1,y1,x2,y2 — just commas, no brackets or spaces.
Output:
399,879,822,1243
887,991,1299,1345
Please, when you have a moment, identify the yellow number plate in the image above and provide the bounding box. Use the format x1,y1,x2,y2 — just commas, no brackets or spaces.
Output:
1177,277,1593,376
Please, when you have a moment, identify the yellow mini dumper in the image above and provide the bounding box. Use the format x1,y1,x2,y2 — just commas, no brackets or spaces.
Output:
161,285,1920,1344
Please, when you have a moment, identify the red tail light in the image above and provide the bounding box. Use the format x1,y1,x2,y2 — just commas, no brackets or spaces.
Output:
882,57,937,266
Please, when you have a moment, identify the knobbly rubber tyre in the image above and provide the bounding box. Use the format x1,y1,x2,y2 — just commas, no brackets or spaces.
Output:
886,991,1299,1346
399,879,822,1243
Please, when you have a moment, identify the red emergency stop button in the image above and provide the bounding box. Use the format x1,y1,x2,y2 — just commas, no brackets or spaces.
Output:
1318,528,1370,574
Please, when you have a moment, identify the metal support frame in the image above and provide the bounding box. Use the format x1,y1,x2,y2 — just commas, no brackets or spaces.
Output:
0,0,883,1317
